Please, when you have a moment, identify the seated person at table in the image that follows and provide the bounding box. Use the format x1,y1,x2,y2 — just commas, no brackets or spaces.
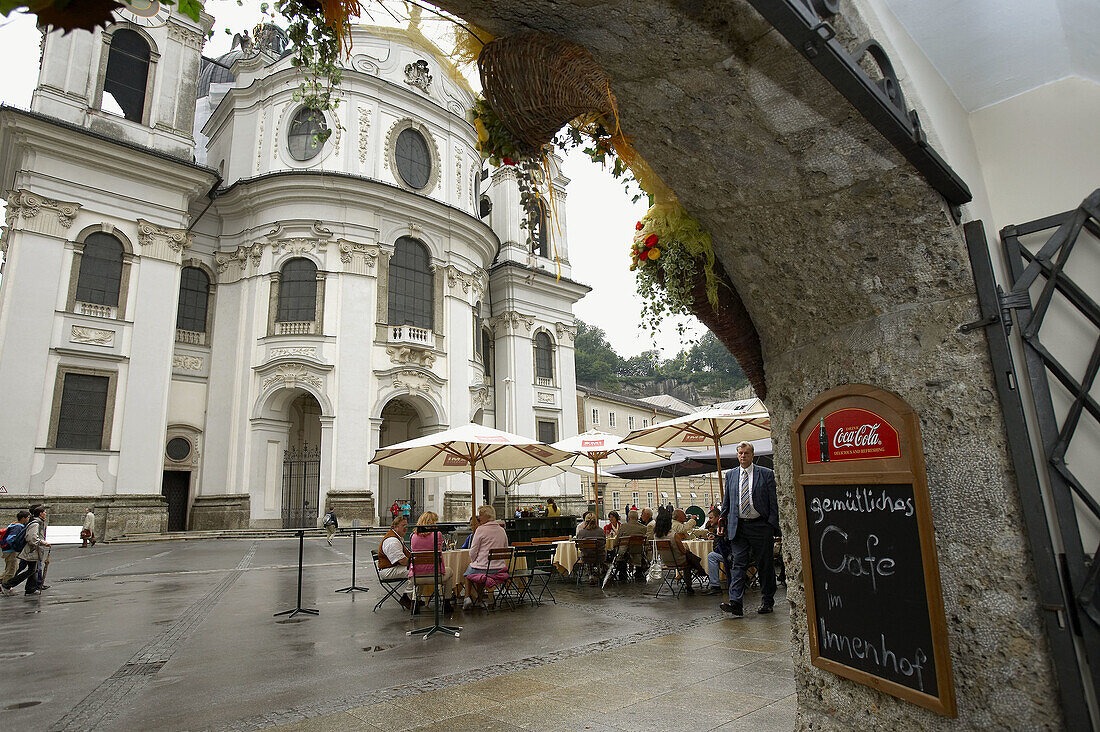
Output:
463,505,509,610
409,511,453,610
672,509,703,538
703,507,731,596
613,509,650,582
377,516,414,609
641,508,656,542
603,511,622,538
575,512,605,541
654,510,706,594
459,515,478,550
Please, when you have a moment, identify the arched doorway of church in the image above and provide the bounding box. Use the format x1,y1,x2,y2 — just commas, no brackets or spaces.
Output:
378,398,425,525
282,391,322,528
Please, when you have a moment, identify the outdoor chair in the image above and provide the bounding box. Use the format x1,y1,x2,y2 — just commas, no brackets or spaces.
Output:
574,538,606,587
371,550,409,612
653,540,689,598
408,550,450,616
481,547,514,609
500,546,538,607
527,544,558,604
612,535,649,583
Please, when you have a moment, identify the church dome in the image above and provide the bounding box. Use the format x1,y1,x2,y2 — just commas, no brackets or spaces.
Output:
197,23,290,98
197,49,242,99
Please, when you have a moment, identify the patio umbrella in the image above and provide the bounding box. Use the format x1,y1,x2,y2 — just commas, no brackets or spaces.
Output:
552,430,670,513
402,465,566,516
603,450,716,508
371,424,573,514
620,408,771,502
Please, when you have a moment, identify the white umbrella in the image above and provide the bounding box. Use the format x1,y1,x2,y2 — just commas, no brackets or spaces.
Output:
402,465,566,516
552,430,670,512
619,408,771,503
371,424,573,514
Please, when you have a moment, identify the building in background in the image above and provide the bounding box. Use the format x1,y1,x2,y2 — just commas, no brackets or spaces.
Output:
0,11,590,535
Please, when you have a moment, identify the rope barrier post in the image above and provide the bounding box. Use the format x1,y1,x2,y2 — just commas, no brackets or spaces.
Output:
274,529,319,618
335,528,370,594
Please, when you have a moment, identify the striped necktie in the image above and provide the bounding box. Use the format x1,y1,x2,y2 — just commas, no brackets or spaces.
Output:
739,468,751,516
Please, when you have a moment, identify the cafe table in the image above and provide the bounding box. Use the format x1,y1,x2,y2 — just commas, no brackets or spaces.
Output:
552,537,615,574
438,547,528,598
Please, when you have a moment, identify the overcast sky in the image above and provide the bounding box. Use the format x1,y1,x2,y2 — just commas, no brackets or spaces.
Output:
0,2,704,358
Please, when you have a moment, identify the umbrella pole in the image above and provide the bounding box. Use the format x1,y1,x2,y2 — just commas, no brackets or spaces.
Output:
714,442,724,504
470,464,477,518
592,461,599,518
672,474,680,509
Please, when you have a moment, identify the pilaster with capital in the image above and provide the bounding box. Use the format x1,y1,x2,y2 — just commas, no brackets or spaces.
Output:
4,189,81,239
137,219,192,263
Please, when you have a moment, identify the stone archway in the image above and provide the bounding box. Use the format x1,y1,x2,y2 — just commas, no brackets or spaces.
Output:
430,1,1060,728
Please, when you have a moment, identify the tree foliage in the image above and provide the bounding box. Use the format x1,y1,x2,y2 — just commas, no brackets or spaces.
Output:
573,320,748,399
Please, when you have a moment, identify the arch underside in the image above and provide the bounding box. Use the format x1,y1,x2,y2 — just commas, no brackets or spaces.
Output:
429,1,1060,728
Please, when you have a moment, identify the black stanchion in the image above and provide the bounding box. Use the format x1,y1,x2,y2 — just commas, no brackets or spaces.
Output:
335,528,370,594
274,529,319,618
407,525,461,639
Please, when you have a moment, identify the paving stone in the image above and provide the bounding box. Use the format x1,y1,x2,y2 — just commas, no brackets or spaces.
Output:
346,702,431,731
408,712,526,732
706,669,797,700
268,712,376,732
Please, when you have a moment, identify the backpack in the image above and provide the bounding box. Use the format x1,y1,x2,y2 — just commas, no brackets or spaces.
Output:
1,522,26,553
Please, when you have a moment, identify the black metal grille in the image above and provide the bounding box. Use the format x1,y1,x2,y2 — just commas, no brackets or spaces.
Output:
387,237,433,329
56,373,109,450
276,258,317,323
535,332,554,380
76,233,124,307
282,444,320,528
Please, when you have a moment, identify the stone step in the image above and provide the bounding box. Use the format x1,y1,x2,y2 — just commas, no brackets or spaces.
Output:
110,527,389,543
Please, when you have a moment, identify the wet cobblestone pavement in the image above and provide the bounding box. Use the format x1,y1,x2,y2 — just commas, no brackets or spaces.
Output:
0,538,794,731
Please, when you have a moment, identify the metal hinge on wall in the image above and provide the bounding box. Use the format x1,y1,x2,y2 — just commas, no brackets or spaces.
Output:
959,286,1032,335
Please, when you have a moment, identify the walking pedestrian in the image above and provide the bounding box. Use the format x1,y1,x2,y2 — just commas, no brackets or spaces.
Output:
81,507,97,548
322,506,338,545
1,510,30,586
2,505,50,596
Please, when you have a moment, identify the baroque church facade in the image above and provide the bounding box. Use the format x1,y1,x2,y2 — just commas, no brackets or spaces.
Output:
0,8,588,536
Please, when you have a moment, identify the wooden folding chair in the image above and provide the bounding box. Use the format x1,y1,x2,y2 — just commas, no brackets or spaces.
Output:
574,538,605,586
654,540,688,598
371,550,409,612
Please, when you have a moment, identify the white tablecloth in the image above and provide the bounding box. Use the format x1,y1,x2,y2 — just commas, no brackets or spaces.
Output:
551,537,615,574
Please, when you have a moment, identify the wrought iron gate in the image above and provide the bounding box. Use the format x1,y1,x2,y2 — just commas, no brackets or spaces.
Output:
965,189,1100,729
282,444,320,528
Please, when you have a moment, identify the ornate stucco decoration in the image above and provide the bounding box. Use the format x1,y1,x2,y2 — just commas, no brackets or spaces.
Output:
455,146,464,199
471,386,492,408
492,166,519,185
4,189,81,238
261,362,324,391
391,369,439,396
554,322,578,342
384,118,441,194
537,392,555,405
255,110,265,174
357,107,372,165
445,265,486,299
71,326,114,345
338,238,379,275
489,310,535,334
386,345,436,368
274,103,290,160
352,55,379,75
214,243,264,283
267,221,332,259
137,219,192,263
270,347,317,359
173,354,203,371
404,59,432,93
167,23,205,50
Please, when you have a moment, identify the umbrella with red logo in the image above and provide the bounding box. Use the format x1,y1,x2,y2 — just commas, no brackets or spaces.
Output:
370,424,574,515
619,407,771,502
551,430,670,513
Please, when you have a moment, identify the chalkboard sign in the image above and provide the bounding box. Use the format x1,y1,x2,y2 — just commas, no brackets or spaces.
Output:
792,385,956,717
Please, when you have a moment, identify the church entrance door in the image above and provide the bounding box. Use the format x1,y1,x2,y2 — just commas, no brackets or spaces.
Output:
161,470,190,532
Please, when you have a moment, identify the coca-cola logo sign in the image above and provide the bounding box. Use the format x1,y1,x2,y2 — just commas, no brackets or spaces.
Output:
806,408,901,463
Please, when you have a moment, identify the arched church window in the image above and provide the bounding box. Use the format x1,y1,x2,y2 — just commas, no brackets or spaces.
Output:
176,267,210,333
529,197,549,258
277,258,317,322
387,237,433,329
76,233,125,307
103,29,151,122
534,331,554,383
395,128,431,189
288,108,328,161
482,329,493,378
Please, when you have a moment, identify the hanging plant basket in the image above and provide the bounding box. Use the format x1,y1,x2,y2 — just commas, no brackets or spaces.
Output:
478,32,617,153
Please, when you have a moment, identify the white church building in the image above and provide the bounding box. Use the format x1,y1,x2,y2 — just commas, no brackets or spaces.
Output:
0,9,590,536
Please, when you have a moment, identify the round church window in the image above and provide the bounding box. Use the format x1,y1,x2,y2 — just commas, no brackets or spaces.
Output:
166,437,191,462
288,108,328,161
395,128,431,189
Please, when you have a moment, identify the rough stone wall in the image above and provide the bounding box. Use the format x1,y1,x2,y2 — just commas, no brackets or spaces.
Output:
432,0,1063,728
0,495,168,540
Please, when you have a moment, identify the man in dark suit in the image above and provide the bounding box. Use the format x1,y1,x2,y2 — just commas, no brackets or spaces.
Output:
718,441,780,616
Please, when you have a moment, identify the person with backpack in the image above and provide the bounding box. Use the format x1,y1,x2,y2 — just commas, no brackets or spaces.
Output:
2,504,49,596
0,510,30,587
322,506,338,546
